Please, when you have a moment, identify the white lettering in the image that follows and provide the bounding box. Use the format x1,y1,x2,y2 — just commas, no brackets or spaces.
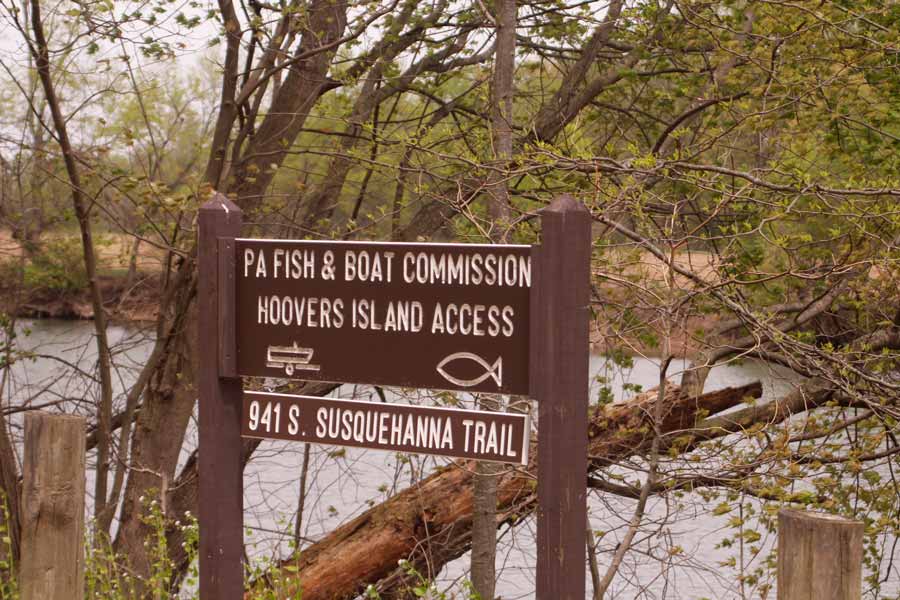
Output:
502,306,515,336
340,410,353,440
462,419,474,452
415,415,428,448
244,248,255,277
441,417,454,449
458,304,472,335
316,407,328,437
485,421,498,454
402,416,415,445
428,416,441,449
344,250,357,281
378,413,390,444
352,411,365,443
473,421,486,453
273,248,285,278
484,254,496,285
519,256,531,287
391,414,403,445
257,296,269,324
255,251,267,278
248,401,260,430
431,303,445,334
327,408,340,438
384,252,395,282
403,253,415,283
487,305,500,336
288,405,300,435
470,253,483,284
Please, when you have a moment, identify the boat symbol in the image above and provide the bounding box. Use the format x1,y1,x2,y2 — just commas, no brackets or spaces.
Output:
266,342,321,376
436,352,502,388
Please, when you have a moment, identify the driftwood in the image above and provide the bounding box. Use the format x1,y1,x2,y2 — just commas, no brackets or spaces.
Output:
255,381,762,599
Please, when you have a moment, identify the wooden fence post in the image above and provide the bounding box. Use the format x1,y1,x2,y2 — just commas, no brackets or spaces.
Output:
778,509,864,600
198,193,244,598
20,411,85,600
532,194,591,600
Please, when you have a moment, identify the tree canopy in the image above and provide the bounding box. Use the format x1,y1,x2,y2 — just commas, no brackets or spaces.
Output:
0,0,898,597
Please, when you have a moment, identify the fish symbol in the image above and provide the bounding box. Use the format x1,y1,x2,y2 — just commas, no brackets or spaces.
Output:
436,352,503,388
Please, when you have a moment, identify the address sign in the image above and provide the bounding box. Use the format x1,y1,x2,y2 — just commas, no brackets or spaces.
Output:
242,391,530,465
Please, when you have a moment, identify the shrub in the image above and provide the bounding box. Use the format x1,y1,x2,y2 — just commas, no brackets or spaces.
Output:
22,236,88,294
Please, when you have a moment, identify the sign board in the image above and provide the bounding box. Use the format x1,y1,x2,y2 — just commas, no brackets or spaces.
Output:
234,240,531,395
241,391,530,465
199,194,590,600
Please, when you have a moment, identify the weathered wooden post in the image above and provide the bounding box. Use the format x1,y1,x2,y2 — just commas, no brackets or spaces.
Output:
778,509,864,600
531,194,591,599
20,411,85,600
198,194,244,598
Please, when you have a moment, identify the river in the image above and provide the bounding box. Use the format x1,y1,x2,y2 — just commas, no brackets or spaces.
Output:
5,319,896,599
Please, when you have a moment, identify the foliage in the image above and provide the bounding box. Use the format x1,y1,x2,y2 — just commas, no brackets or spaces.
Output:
0,0,898,597
0,497,18,600
21,237,90,294
83,499,199,600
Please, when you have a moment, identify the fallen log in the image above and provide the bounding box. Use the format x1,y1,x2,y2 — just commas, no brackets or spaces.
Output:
255,381,762,600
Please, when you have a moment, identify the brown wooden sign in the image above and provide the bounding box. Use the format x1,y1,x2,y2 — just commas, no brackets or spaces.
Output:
232,240,531,395
199,194,590,600
241,391,530,465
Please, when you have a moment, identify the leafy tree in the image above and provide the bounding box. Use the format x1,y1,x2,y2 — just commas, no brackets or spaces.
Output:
0,0,897,597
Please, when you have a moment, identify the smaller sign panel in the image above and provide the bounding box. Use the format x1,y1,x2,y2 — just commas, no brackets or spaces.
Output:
241,391,531,465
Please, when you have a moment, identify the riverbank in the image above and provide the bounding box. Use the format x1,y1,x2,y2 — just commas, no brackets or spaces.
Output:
1,272,161,323
0,228,719,356
0,228,166,323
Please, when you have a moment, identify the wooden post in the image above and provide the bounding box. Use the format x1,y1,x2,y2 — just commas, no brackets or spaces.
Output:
531,194,591,600
778,509,864,600
199,193,243,598
20,412,85,600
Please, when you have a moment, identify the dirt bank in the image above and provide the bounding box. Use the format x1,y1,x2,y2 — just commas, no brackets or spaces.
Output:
2,272,162,323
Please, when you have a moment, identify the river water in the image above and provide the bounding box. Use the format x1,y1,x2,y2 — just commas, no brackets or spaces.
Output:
4,319,897,599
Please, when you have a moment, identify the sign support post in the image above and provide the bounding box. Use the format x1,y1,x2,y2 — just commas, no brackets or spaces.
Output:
198,194,244,599
195,191,592,598
532,194,591,600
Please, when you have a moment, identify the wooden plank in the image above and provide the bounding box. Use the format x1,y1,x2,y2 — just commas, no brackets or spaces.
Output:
532,194,591,600
198,194,244,599
218,236,237,378
778,509,864,600
20,411,85,600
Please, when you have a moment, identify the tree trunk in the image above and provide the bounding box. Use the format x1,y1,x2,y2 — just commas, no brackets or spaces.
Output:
470,397,500,600
109,4,351,560
112,265,199,577
27,0,115,527
485,0,516,230
229,0,348,208
470,4,517,595
110,0,348,582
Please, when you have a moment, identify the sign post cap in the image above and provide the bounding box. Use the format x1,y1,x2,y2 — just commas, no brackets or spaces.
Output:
544,193,588,214
200,192,242,215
